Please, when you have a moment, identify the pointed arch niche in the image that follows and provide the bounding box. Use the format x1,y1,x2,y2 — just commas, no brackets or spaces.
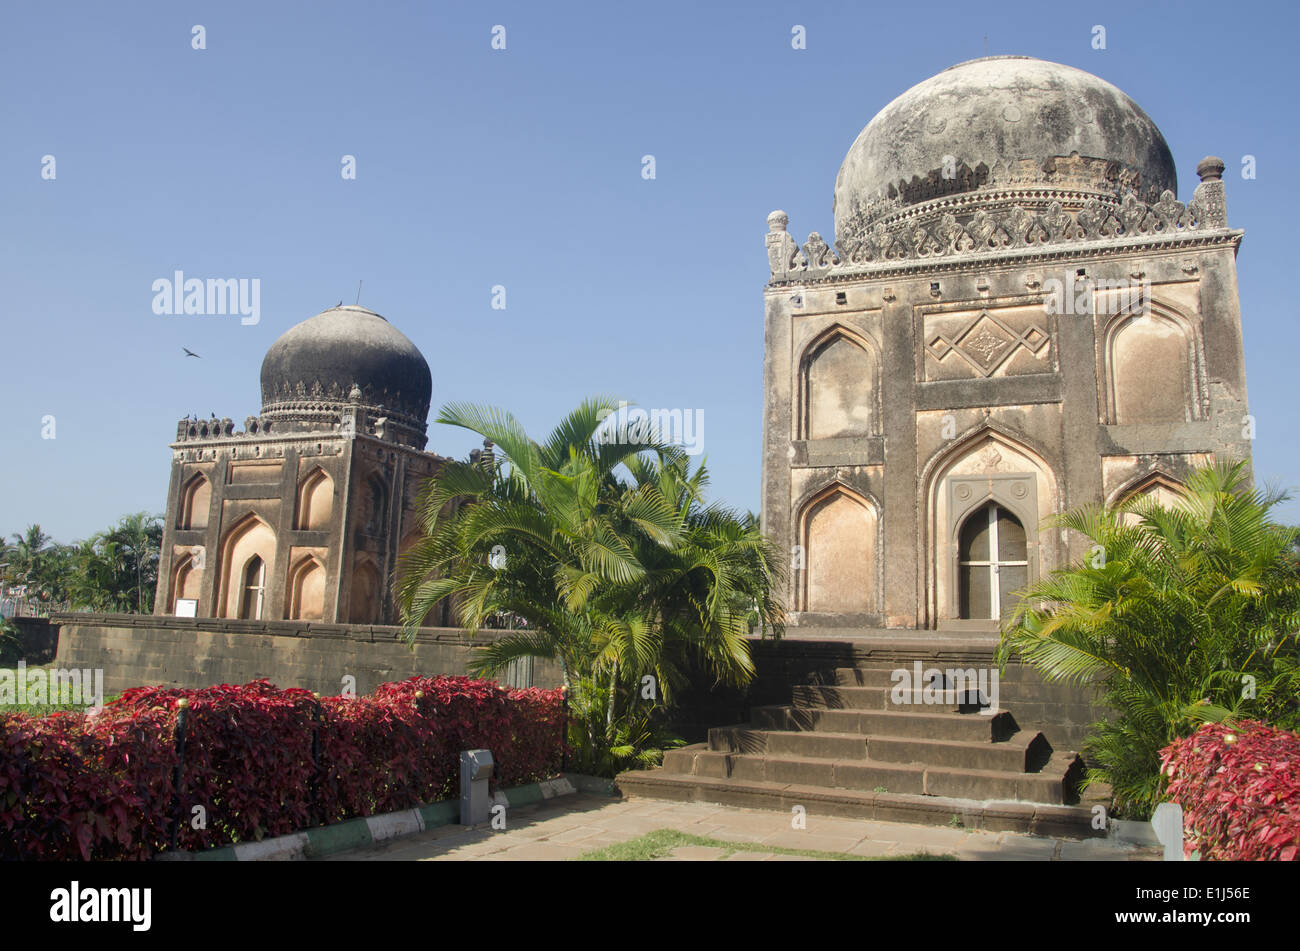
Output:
179,474,210,530
796,325,880,441
170,551,203,613
287,554,327,621
295,467,334,531
358,473,390,537
349,558,382,624
1101,301,1204,425
215,513,276,619
795,483,881,614
1110,470,1188,526
921,429,1059,628
1111,470,1186,508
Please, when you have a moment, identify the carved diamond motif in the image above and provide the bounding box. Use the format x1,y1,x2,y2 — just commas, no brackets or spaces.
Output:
1022,326,1049,352
926,334,953,360
964,327,1010,367
926,309,1052,378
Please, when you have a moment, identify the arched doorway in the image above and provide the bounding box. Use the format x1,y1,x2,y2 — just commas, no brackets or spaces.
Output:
240,554,268,620
215,513,275,618
957,502,1028,621
920,428,1057,628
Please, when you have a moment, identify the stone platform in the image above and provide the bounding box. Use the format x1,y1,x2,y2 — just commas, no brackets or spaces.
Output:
630,635,1107,837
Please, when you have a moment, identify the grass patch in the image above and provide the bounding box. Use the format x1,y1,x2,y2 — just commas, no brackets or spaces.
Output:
0,665,117,716
573,828,957,862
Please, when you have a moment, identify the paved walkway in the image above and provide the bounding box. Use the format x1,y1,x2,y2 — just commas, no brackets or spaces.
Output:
323,794,1159,861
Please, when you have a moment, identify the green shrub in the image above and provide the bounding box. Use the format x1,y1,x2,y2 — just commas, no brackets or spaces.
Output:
998,461,1300,819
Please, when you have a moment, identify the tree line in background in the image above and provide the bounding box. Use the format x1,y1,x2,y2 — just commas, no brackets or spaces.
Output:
0,514,162,615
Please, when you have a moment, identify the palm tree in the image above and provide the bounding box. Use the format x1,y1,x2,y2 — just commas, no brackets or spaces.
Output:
997,460,1300,818
6,525,54,597
590,452,783,713
394,397,784,772
64,536,122,612
105,513,163,613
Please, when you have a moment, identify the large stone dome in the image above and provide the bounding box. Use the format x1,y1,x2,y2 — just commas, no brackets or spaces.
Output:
259,305,432,428
833,56,1176,238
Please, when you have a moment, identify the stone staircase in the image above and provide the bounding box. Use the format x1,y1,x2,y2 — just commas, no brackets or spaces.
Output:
618,660,1100,838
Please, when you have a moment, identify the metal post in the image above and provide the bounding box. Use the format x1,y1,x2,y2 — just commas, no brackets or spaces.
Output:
310,693,321,827
460,749,494,825
169,698,189,851
413,690,425,801
560,684,569,774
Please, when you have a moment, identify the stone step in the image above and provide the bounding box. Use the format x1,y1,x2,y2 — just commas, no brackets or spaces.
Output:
924,752,1083,803
793,683,990,712
866,731,1053,773
706,726,1053,774
747,754,926,794
643,748,1084,808
708,727,869,761
834,667,910,686
829,665,1095,691
753,704,1019,742
833,666,1003,688
665,747,925,794
769,628,1000,648
615,769,1101,838
661,744,719,777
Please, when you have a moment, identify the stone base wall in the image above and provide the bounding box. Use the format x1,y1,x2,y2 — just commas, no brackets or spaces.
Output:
50,613,563,698
49,618,1107,761
1,616,59,664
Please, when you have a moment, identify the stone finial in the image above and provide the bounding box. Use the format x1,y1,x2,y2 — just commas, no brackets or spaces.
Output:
348,383,362,402
765,211,801,282
1192,156,1228,229
1196,156,1226,182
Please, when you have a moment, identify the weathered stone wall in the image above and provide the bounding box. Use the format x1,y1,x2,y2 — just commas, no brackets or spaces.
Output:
763,158,1251,633
50,613,562,697
1,616,59,664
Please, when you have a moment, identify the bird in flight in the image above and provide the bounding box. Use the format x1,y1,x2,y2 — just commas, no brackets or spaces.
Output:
183,348,201,358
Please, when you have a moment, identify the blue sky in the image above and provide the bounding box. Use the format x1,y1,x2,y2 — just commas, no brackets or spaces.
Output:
2,0,1298,542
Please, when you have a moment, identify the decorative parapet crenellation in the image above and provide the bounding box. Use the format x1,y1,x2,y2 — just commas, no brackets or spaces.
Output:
176,417,245,441
769,156,1233,283
173,404,424,450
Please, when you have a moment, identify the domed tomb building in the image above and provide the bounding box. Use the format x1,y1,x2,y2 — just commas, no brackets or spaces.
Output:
154,305,459,625
762,56,1251,631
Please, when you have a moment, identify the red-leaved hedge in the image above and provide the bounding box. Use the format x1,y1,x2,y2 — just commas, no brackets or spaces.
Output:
0,676,565,860
1160,720,1300,861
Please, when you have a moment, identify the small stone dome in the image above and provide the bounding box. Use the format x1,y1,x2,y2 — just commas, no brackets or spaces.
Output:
259,305,432,426
834,56,1177,237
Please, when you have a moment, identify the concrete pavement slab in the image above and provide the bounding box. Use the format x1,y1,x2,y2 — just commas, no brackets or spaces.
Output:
319,792,1158,861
